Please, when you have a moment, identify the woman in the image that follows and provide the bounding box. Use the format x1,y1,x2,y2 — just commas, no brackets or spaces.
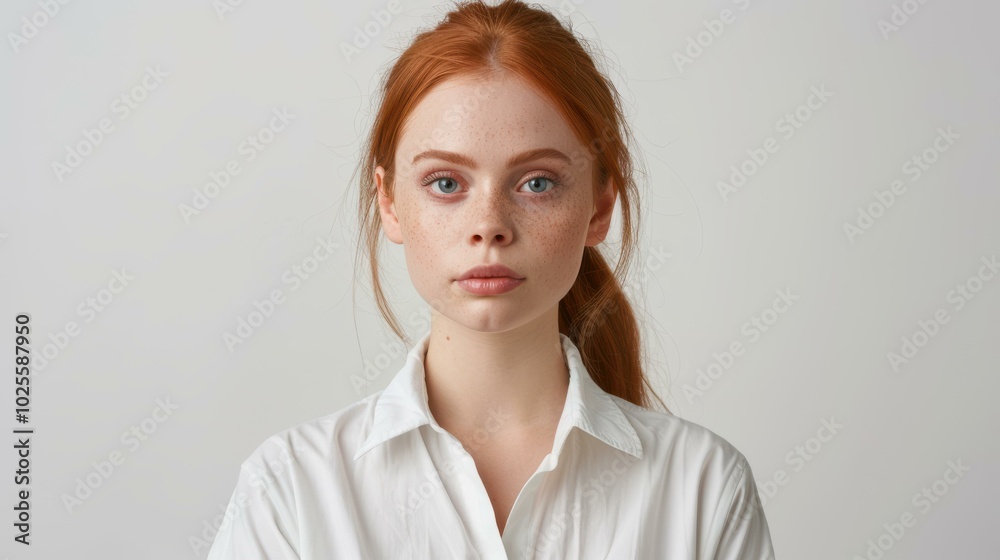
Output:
207,1,775,558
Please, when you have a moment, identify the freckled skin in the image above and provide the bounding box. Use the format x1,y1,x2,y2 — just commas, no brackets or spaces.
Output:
374,73,615,334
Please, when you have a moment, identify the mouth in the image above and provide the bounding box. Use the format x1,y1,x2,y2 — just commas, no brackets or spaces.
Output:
454,276,525,295
456,264,525,281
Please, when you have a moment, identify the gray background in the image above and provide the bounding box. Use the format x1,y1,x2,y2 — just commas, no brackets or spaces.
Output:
2,0,998,558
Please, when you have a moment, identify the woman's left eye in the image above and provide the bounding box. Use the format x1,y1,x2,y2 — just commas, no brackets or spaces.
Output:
519,175,560,195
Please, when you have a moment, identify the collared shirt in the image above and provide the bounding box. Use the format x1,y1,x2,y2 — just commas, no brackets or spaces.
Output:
205,331,775,559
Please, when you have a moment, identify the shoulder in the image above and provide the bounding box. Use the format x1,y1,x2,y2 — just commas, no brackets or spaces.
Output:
612,396,773,540
236,392,381,478
610,397,772,553
207,396,386,556
611,395,752,480
207,396,385,559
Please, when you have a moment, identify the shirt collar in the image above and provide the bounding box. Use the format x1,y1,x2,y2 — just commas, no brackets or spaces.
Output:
352,331,643,462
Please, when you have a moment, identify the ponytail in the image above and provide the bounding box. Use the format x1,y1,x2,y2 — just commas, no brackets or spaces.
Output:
560,246,668,411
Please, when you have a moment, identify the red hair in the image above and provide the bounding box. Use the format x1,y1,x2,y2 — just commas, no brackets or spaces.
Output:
352,0,668,412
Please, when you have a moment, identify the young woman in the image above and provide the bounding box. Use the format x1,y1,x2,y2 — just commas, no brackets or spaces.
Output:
207,1,775,558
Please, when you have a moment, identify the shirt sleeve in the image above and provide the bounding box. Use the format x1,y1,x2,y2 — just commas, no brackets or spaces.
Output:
711,457,776,560
206,461,301,560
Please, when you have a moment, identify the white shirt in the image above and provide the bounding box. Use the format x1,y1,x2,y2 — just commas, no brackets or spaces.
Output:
206,331,775,559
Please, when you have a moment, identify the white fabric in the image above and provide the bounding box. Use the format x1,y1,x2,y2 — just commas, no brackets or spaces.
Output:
206,331,775,559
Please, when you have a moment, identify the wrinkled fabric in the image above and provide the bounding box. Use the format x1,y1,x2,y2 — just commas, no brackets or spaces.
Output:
206,331,775,560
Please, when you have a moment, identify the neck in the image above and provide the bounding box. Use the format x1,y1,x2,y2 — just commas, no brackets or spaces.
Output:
423,307,569,446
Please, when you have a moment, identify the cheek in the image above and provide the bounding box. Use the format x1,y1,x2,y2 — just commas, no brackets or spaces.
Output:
394,197,450,285
394,192,435,243
526,200,591,283
537,192,592,252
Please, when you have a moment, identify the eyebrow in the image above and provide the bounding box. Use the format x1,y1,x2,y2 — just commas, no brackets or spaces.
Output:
411,148,572,169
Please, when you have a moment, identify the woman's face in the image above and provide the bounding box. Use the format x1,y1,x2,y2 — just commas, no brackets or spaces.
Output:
375,74,616,333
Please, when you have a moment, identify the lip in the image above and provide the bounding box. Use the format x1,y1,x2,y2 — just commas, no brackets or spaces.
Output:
456,264,524,281
456,277,525,295
455,264,525,295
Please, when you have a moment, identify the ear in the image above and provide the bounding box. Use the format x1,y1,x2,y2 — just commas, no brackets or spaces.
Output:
585,175,617,246
375,165,404,245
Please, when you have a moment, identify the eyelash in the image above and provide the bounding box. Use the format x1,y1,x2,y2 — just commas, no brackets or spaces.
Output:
420,170,562,198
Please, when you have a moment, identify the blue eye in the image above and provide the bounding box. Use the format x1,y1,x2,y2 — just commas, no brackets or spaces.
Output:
420,172,561,197
521,175,558,194
429,176,460,194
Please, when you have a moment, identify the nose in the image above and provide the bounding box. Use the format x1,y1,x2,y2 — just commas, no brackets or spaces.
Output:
469,184,514,246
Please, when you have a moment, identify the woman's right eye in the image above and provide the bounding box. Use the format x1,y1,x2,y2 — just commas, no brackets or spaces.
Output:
422,172,462,195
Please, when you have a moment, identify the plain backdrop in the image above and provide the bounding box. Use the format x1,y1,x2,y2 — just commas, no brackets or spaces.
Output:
2,0,998,558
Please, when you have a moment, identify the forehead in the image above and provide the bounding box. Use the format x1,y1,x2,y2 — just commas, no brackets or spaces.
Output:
397,75,583,168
